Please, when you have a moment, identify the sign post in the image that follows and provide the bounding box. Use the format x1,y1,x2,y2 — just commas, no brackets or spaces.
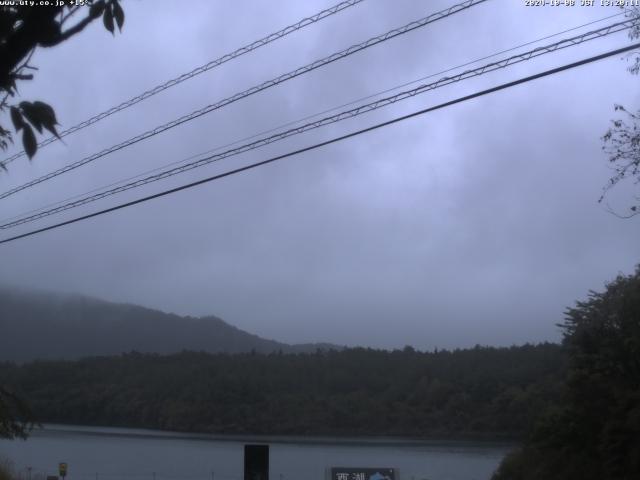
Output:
59,463,68,480
244,444,269,480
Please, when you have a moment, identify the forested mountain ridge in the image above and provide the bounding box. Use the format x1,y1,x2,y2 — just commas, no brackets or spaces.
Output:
0,344,565,439
0,287,338,361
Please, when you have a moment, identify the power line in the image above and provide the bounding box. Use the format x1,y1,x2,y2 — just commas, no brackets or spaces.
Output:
1,18,633,228
0,0,489,200
1,41,638,246
0,0,365,168
1,18,635,231
1,10,625,227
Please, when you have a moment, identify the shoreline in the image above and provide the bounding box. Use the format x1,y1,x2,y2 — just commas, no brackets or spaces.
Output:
32,423,517,448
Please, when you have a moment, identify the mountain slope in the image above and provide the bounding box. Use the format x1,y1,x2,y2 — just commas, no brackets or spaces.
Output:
0,287,335,361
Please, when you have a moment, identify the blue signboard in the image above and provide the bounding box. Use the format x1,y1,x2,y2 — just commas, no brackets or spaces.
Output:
330,467,395,480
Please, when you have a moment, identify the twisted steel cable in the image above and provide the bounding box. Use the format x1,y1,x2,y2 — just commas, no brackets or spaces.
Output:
0,0,489,200
1,17,635,230
0,0,365,167
1,11,624,226
2,41,639,245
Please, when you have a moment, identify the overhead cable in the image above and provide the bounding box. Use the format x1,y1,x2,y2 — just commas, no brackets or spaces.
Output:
1,41,638,245
1,18,635,230
1,9,624,226
0,0,365,168
0,0,489,200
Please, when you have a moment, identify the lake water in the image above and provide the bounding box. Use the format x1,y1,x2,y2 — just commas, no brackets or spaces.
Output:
0,425,512,480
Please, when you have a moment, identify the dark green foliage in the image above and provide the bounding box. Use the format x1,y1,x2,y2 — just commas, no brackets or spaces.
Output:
0,0,124,162
0,385,34,439
601,105,640,216
0,344,564,439
493,267,640,480
600,6,640,216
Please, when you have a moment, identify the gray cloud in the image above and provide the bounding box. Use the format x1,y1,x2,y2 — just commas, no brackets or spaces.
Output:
1,0,639,350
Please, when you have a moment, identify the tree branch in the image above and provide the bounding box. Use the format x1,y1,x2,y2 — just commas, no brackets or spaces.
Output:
50,12,99,45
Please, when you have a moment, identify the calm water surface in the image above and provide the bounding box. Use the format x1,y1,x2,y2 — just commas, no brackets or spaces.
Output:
0,425,512,480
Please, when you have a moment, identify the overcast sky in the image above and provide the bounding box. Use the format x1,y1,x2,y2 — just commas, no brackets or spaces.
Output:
1,0,639,350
